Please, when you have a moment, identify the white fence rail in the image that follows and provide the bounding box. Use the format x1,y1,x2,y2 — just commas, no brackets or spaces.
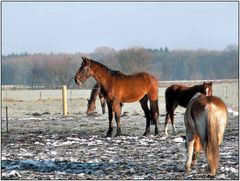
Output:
158,79,238,87
2,79,238,90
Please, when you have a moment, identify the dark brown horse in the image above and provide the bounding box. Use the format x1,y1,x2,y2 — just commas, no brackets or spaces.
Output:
87,83,123,115
87,83,106,115
184,93,228,176
164,82,213,136
75,56,159,137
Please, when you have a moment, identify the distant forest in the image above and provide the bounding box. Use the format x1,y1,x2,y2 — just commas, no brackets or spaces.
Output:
2,45,238,89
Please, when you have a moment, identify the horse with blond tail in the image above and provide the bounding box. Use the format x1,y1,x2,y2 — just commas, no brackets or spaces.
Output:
184,93,228,176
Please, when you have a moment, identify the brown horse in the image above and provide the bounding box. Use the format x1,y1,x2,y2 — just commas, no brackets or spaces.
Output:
75,56,159,137
164,82,213,136
184,93,228,176
87,83,124,115
87,83,106,115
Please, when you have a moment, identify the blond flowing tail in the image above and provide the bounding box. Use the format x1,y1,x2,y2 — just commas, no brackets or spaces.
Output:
205,104,219,176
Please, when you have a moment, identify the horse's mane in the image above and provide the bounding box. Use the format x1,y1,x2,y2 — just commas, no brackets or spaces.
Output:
90,59,124,76
190,84,204,90
183,84,204,94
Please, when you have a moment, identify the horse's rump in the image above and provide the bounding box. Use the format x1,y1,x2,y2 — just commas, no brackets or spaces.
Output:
185,93,227,176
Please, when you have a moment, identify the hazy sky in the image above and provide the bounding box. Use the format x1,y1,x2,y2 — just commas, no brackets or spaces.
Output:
2,2,238,55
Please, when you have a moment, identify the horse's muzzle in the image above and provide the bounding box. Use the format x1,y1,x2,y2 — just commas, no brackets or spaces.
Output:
75,77,82,86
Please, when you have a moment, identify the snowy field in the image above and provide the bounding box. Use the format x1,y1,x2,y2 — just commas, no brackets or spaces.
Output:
1,81,239,179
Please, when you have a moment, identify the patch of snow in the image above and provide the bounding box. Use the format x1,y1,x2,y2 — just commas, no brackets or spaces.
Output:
134,175,145,179
87,158,99,163
109,159,115,163
139,140,148,146
224,167,238,173
67,137,82,141
2,170,21,178
172,137,185,143
50,151,57,155
217,174,227,179
228,107,239,116
87,141,96,146
159,136,167,140
106,137,112,141
52,140,77,147
95,140,103,144
18,152,33,157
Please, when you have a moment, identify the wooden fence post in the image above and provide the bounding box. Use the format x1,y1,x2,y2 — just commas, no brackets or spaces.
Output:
62,85,68,116
6,106,8,132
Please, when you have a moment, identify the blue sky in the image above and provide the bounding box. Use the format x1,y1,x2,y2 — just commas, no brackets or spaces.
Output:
2,2,238,54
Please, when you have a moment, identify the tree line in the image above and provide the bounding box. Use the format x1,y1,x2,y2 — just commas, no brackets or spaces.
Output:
2,45,238,89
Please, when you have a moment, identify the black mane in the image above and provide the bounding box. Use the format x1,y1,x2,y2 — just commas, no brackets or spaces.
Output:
90,59,123,76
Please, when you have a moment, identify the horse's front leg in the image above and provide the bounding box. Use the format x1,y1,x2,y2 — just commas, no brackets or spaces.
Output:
112,101,122,137
106,101,114,137
100,97,106,114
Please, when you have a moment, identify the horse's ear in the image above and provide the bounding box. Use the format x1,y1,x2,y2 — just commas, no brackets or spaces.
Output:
82,56,88,65
84,57,91,67
210,81,213,86
203,81,206,85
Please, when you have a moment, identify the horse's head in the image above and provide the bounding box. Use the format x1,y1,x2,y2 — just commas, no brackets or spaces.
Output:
86,99,96,114
75,56,93,86
203,81,213,96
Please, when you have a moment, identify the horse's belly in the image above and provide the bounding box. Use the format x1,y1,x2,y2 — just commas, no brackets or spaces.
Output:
120,91,146,103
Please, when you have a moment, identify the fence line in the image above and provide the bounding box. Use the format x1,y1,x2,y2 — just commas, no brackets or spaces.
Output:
158,79,238,87
2,79,238,90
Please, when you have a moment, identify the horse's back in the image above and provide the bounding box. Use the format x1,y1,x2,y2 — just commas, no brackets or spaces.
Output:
112,72,158,101
165,84,189,107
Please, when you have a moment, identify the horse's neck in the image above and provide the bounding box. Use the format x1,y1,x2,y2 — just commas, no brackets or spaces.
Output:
89,87,100,103
91,62,111,90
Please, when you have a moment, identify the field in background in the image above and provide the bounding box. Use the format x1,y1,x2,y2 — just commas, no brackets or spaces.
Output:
2,79,238,118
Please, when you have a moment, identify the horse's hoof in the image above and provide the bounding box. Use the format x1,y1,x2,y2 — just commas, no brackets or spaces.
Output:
114,133,122,137
143,132,149,136
208,169,216,177
106,133,112,137
208,173,216,178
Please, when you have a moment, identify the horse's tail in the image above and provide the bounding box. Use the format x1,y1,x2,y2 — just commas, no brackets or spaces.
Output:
205,104,219,176
165,90,170,112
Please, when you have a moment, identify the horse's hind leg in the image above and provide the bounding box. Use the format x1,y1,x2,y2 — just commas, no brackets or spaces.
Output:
139,95,151,136
186,133,195,173
169,104,178,135
106,101,114,137
164,98,178,136
192,136,202,167
150,99,159,135
164,112,170,136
